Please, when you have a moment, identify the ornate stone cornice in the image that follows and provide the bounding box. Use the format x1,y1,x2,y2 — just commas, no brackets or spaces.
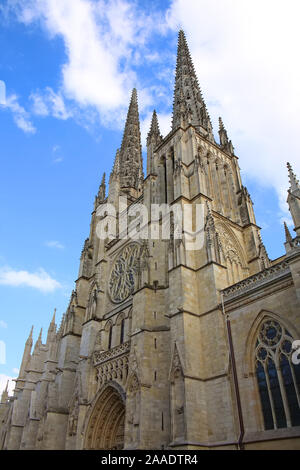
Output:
93,341,130,366
222,260,290,301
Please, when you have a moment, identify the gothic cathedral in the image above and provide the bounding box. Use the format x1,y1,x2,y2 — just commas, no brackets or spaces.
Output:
1,31,300,450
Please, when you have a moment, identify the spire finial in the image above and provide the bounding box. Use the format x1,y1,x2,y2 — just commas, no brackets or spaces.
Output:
52,308,56,324
284,221,293,242
26,326,34,345
33,328,42,353
97,172,106,204
172,30,213,139
287,162,300,192
147,110,162,145
37,328,42,344
119,89,143,192
218,116,234,154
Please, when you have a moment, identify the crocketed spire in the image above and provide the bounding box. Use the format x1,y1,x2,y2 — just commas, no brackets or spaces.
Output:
219,117,234,154
119,89,144,192
172,30,213,139
284,221,292,242
287,162,300,193
147,110,162,145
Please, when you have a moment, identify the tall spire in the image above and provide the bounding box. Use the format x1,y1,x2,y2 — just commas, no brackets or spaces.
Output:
96,172,106,206
119,89,144,195
147,110,162,146
287,162,300,236
287,162,300,193
284,221,292,242
172,30,213,139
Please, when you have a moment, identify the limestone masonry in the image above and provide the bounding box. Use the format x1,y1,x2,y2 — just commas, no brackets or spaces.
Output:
1,31,300,450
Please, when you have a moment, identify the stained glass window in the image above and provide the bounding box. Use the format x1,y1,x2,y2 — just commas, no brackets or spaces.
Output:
255,319,300,430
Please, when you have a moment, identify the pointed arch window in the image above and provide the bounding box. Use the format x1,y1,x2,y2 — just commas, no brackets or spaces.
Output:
255,319,300,430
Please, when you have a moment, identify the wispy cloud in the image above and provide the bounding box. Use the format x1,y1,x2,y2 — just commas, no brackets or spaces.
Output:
4,94,36,134
30,87,71,120
44,240,65,250
6,0,167,129
0,266,62,293
167,0,300,220
0,320,7,328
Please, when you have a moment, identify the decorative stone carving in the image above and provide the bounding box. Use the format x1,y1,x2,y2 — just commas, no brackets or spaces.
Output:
108,243,141,303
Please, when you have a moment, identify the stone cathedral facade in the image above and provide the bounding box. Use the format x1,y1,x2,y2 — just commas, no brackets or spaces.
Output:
1,31,300,451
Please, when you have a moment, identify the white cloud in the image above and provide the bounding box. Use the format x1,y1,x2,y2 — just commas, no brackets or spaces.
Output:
166,0,300,219
0,374,16,396
45,240,65,250
4,94,36,134
0,320,7,328
0,266,62,293
12,368,19,375
5,0,300,225
9,0,167,129
17,1,139,111
31,87,71,120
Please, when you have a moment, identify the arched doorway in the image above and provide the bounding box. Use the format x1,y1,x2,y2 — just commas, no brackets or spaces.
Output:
84,384,125,449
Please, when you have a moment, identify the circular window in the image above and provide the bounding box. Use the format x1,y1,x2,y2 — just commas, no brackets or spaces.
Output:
108,243,141,303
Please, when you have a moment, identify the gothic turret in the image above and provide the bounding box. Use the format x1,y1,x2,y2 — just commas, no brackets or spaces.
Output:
172,30,214,141
1,381,9,404
287,162,300,236
19,326,33,379
119,88,144,199
95,173,106,208
46,309,57,345
147,110,163,175
219,117,234,155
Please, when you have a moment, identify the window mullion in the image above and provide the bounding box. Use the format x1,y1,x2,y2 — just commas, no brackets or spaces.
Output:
264,362,278,430
276,363,292,427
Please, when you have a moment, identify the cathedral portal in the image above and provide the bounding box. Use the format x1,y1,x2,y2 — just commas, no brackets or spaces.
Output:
84,384,125,450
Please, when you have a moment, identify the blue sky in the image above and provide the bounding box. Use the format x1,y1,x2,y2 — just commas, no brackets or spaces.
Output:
0,0,300,394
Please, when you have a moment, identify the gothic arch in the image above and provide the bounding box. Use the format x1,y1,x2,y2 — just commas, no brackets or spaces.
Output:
103,319,113,350
243,309,300,430
215,220,247,268
243,309,300,378
83,382,126,450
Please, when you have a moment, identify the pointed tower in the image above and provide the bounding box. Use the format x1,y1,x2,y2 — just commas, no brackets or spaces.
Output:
219,117,234,155
18,326,33,379
287,162,300,236
46,309,57,345
33,328,43,354
108,149,120,205
147,110,162,175
95,173,106,208
172,30,214,141
1,380,9,404
119,88,144,199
